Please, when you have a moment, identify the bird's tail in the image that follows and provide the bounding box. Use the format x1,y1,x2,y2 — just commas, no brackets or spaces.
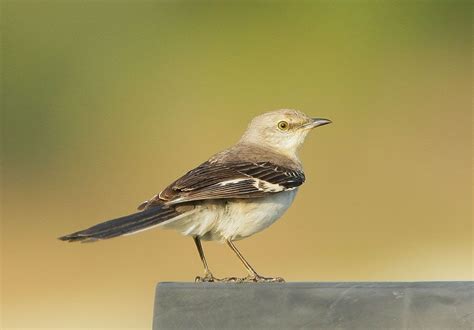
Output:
58,205,183,243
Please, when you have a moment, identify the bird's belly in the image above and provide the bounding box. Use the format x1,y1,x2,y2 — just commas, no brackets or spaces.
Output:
207,189,298,241
159,190,298,241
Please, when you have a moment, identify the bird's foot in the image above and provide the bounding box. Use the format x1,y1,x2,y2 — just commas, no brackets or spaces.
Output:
195,272,284,283
195,272,222,283
220,276,241,283
242,274,285,283
195,274,244,283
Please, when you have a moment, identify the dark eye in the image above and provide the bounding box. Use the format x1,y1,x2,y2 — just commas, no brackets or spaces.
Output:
277,120,289,131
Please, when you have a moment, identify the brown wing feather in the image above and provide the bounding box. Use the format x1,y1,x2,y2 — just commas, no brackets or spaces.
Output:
138,161,305,209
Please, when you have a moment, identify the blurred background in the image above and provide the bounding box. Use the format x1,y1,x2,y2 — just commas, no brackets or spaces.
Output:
1,1,472,328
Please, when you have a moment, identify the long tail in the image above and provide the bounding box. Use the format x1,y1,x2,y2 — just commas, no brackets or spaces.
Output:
58,205,182,243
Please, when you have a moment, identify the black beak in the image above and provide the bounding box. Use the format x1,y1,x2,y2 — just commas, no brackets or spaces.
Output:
309,118,332,128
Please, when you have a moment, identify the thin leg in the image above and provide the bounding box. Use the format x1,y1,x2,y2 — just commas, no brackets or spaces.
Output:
194,236,211,274
226,240,258,276
226,240,285,283
193,236,217,282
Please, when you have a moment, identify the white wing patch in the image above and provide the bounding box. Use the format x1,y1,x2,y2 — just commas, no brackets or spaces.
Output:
218,178,249,186
252,179,286,192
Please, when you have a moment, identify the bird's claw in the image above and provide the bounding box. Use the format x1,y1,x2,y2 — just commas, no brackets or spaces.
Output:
242,274,285,283
195,273,220,282
195,273,285,283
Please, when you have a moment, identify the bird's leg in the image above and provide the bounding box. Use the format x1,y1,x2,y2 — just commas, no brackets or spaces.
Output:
193,236,222,282
226,240,285,283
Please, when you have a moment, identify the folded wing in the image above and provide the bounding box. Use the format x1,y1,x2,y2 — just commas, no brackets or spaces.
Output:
139,161,305,209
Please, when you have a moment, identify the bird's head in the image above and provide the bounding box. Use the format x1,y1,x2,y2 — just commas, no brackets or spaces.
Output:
239,109,331,159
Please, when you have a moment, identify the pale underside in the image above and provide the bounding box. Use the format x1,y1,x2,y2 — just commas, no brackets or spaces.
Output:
130,189,298,242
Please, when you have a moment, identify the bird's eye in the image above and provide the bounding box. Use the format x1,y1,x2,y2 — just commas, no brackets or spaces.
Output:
277,121,289,131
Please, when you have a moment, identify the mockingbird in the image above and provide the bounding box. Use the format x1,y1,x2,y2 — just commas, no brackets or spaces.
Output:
59,109,331,282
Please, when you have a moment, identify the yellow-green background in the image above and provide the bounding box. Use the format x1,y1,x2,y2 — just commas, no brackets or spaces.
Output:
1,1,472,328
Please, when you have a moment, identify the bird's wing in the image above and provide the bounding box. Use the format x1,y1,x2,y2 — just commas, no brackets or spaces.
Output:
138,161,305,209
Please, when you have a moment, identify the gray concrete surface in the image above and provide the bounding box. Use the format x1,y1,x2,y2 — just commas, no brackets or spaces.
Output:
153,282,473,329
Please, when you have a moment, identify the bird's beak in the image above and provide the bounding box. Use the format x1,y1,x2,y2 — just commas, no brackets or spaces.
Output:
305,118,332,129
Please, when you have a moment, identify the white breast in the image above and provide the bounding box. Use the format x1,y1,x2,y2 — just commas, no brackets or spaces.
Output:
158,190,298,242
215,190,297,241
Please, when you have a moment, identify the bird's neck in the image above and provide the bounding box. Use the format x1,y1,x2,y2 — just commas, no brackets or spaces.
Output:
233,142,302,169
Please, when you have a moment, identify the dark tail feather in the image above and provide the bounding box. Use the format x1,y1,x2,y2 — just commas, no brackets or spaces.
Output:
58,205,181,243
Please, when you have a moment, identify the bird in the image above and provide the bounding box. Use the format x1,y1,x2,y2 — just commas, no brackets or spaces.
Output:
59,109,331,282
